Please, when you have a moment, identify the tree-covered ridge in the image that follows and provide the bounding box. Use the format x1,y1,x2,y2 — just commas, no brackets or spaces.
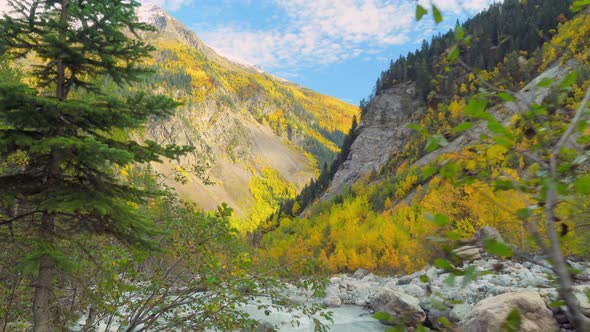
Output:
260,4,590,275
265,0,575,227
374,0,572,102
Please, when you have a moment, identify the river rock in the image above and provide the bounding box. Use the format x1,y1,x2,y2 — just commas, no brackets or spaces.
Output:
350,283,374,306
353,268,370,279
369,288,426,326
398,271,425,285
450,303,472,323
323,295,342,308
474,226,505,245
460,291,559,332
329,276,343,284
401,283,427,298
362,273,379,283
420,295,451,327
574,285,590,317
453,245,482,262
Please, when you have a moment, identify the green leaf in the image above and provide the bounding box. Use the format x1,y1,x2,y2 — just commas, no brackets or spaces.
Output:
445,274,456,287
501,309,522,332
408,123,428,135
385,326,405,332
575,175,590,195
549,300,566,308
559,71,577,90
373,312,391,320
438,316,452,328
422,165,439,179
455,24,465,41
572,0,590,12
462,265,479,286
425,213,450,227
577,120,588,133
425,135,448,152
416,5,428,21
420,275,430,283
440,161,457,180
448,45,460,62
497,92,516,102
417,325,430,332
488,121,507,135
464,97,488,118
434,258,454,271
432,5,443,24
516,208,532,220
494,179,514,191
483,239,513,258
537,77,553,88
447,230,463,240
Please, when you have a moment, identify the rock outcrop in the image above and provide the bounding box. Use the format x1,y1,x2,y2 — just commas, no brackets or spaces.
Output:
460,291,559,332
322,83,421,200
369,288,426,326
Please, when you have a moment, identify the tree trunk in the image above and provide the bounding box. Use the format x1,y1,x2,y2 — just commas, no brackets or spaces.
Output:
32,1,69,330
33,253,55,332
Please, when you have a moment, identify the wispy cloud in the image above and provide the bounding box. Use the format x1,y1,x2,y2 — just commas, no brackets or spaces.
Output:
0,0,12,14
0,0,191,13
419,0,498,13
140,0,192,11
200,0,496,71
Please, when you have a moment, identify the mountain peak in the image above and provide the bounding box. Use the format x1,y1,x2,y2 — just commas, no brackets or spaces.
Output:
137,3,169,30
136,3,265,73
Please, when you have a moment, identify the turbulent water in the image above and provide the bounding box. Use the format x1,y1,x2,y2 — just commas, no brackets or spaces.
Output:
239,300,382,331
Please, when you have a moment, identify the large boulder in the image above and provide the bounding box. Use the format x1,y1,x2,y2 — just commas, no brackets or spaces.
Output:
474,226,505,245
322,295,342,308
353,268,370,279
450,303,472,323
460,291,559,332
453,245,482,262
574,285,590,317
370,288,426,326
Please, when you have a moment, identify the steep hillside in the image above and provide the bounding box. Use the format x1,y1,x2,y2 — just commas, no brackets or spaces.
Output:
322,82,420,199
135,5,358,229
261,0,590,273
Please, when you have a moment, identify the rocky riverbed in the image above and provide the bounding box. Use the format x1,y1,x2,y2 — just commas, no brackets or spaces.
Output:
315,256,590,331
250,256,590,331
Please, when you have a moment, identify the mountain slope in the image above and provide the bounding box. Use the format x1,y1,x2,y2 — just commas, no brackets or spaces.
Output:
260,0,590,273
135,5,358,229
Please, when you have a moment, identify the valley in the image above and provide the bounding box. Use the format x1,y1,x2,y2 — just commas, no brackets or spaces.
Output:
1,0,590,331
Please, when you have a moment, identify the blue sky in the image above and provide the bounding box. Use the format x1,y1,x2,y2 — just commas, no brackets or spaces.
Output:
0,0,498,105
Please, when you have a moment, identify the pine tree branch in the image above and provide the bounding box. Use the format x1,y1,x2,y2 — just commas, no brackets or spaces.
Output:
0,210,40,226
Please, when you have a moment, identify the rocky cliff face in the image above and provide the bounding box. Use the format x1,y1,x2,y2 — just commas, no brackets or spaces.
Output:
134,5,358,225
323,82,420,199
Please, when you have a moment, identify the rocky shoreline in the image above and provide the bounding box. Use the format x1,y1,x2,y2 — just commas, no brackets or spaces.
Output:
320,256,590,331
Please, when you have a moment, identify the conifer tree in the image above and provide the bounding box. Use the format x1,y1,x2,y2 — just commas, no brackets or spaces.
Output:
0,1,191,330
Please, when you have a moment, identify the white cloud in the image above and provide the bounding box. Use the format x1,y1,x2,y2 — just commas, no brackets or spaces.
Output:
417,0,497,14
0,0,11,14
200,0,498,71
140,0,191,11
201,0,421,71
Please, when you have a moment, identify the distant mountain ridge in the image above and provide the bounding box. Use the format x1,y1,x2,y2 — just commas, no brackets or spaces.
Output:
135,4,359,229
